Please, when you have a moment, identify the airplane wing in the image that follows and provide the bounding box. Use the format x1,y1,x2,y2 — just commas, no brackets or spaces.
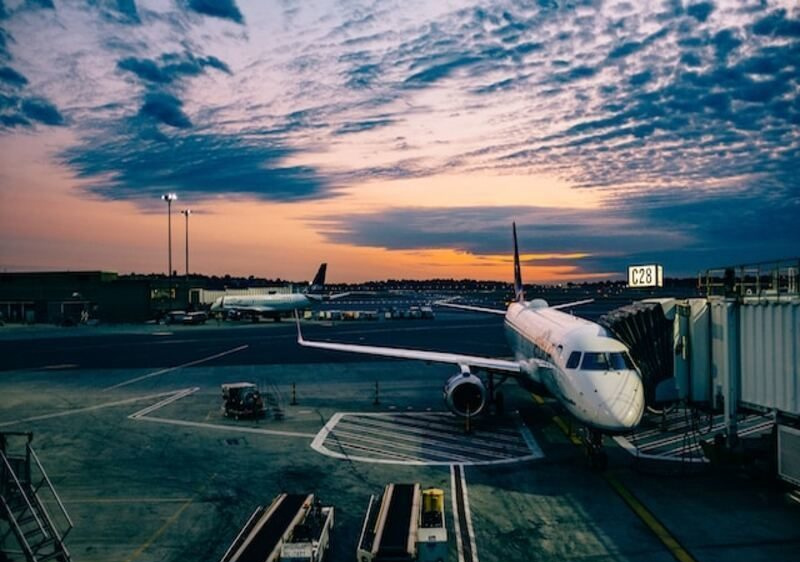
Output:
295,315,533,376
549,298,594,310
434,300,506,315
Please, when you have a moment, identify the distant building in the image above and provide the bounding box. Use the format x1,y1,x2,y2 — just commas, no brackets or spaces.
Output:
0,271,178,323
0,271,299,324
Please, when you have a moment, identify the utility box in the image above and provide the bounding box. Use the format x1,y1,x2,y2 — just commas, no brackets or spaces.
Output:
778,425,800,487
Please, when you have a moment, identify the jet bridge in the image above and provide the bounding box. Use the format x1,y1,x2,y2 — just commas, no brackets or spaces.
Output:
605,259,799,478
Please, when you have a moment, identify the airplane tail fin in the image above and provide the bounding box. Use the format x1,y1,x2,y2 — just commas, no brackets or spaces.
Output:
308,263,327,294
513,222,524,302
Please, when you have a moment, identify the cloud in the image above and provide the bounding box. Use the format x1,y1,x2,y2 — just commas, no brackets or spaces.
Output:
88,0,141,24
687,2,715,23
20,97,64,125
118,52,230,85
334,118,394,135
0,113,29,127
185,0,243,24
314,183,798,276
0,66,27,87
404,56,483,86
64,128,330,202
138,92,191,128
752,8,800,37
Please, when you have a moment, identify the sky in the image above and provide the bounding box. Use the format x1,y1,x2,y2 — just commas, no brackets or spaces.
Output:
0,0,798,283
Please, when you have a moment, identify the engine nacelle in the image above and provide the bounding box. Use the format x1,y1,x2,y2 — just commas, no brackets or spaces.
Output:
443,370,487,417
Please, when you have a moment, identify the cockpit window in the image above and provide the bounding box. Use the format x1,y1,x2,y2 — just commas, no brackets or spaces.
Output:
581,352,635,371
566,352,582,369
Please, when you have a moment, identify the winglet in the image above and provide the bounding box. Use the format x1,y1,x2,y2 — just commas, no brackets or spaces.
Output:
513,222,524,302
294,310,305,344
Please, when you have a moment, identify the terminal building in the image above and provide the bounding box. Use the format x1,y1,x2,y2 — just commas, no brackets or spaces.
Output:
0,271,294,324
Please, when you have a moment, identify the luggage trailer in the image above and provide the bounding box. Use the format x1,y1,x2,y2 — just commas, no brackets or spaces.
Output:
221,493,333,562
357,484,448,562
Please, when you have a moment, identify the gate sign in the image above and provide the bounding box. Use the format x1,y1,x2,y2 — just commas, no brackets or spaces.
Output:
627,264,663,288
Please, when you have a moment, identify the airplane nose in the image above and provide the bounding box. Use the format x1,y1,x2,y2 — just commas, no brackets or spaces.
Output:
594,370,644,431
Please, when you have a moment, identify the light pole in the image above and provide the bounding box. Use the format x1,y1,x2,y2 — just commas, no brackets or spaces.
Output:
162,193,177,288
181,209,191,277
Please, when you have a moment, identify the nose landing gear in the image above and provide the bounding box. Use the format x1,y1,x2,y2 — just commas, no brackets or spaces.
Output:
585,429,608,471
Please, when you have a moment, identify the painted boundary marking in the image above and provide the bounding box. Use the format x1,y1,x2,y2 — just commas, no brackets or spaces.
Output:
310,412,544,466
101,344,249,391
530,393,698,562
450,465,465,562
460,465,479,562
126,387,316,439
123,473,218,562
0,389,191,428
613,419,775,463
451,464,479,562
604,474,696,562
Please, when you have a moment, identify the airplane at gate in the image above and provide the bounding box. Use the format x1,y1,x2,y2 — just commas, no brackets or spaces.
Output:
296,224,645,467
210,263,350,320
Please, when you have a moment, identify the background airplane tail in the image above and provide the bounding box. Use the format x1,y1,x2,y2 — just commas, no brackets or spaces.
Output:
513,222,525,302
308,263,327,294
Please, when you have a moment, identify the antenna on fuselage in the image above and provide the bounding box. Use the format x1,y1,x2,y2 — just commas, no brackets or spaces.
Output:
513,222,524,302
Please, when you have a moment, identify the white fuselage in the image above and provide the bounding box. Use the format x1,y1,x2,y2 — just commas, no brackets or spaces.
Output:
210,293,312,315
504,300,644,433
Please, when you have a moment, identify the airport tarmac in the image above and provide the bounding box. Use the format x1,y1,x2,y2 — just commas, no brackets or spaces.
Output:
1,310,799,561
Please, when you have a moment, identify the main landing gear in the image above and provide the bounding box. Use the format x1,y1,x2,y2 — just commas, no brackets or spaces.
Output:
487,373,507,416
585,429,608,471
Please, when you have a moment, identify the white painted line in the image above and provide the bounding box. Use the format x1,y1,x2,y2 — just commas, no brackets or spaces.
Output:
339,417,530,452
612,436,707,463
335,420,520,459
335,441,423,463
128,387,200,419
0,390,191,428
331,429,476,463
516,412,545,458
339,418,527,456
356,414,526,444
460,464,480,562
311,413,543,466
134,416,316,439
101,345,249,391
451,465,465,562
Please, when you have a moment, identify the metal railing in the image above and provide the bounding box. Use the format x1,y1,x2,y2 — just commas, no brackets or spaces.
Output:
699,258,800,300
1,432,73,561
30,446,74,541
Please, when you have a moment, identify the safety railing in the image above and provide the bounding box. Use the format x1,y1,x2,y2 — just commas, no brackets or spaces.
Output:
699,258,800,300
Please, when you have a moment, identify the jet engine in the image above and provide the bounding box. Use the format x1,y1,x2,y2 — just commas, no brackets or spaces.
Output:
443,370,487,417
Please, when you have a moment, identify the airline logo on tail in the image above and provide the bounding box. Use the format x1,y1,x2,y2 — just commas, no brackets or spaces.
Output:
513,222,525,303
308,263,327,294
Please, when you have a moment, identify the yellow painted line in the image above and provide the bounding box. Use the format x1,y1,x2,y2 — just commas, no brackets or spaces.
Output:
604,473,696,562
531,394,581,445
123,473,217,562
529,393,697,562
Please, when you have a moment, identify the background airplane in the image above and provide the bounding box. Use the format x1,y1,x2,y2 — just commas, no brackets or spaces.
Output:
210,263,350,321
296,224,645,468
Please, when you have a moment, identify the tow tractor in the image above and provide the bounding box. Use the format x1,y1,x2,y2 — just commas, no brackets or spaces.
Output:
221,382,266,420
